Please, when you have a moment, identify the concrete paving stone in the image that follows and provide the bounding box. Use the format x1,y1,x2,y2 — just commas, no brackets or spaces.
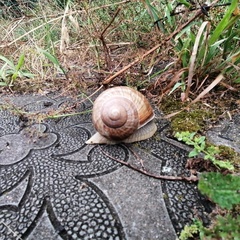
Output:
0,93,214,239
207,114,240,153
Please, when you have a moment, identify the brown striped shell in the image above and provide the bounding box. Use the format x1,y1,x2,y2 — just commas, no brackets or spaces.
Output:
86,86,157,144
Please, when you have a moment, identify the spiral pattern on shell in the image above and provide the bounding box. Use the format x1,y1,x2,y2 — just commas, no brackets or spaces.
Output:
92,86,154,141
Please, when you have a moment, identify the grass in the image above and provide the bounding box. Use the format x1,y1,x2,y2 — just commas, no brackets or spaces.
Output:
1,1,239,95
1,0,160,93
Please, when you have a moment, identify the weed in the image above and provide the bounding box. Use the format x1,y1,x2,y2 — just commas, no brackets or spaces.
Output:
38,48,66,76
179,222,199,240
199,172,240,209
182,0,240,99
178,152,239,239
180,214,240,240
176,130,239,238
0,54,34,87
175,131,234,170
144,0,240,100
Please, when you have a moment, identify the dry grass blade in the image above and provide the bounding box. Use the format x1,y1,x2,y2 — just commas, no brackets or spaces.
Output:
188,73,224,106
0,15,63,48
184,21,210,100
60,4,70,53
164,74,224,119
99,7,121,70
100,146,198,182
1,17,25,42
164,110,184,119
0,1,131,49
68,10,80,32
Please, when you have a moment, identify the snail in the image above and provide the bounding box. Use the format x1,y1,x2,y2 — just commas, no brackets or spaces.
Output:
86,86,157,144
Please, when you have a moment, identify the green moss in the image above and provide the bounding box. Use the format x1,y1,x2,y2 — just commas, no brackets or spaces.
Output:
218,145,238,158
218,145,240,169
171,109,215,133
160,97,187,114
160,97,217,133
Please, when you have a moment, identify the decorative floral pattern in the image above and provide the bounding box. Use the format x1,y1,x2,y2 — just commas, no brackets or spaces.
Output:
0,95,212,239
0,98,127,239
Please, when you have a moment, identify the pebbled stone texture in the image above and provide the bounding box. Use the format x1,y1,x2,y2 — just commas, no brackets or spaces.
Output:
0,93,213,239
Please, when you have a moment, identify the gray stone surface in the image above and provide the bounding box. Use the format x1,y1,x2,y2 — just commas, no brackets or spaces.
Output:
207,115,240,153
0,94,212,239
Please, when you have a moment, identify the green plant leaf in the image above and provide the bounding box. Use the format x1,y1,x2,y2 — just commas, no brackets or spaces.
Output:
189,149,199,157
188,132,196,140
204,153,215,162
0,82,8,86
198,172,240,209
168,82,185,95
179,222,199,240
0,63,8,81
40,49,60,66
213,160,234,171
144,0,164,31
15,54,25,71
175,24,193,42
195,136,205,144
206,145,220,155
194,214,240,239
177,0,192,8
11,72,18,81
0,55,15,68
234,77,240,83
38,48,66,74
20,71,35,78
209,0,238,45
175,132,234,170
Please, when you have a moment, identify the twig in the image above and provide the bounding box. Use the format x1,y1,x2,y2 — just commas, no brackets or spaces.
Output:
154,1,230,24
99,7,121,70
99,146,198,182
101,7,121,37
128,146,145,170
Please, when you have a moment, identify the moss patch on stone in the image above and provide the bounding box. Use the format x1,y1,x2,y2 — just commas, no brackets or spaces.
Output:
170,109,215,133
218,145,240,168
160,97,217,133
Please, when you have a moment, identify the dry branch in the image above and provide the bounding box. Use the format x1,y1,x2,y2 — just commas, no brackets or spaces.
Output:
100,146,199,182
99,7,121,70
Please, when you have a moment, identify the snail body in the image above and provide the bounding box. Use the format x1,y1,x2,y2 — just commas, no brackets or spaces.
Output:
86,86,157,144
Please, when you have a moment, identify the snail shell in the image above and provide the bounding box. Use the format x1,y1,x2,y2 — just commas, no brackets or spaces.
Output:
86,86,157,144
